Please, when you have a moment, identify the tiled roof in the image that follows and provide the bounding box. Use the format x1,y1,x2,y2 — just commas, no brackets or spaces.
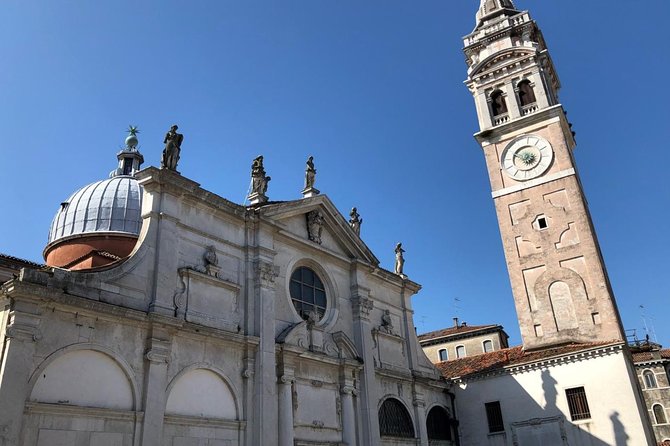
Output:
418,324,500,342
435,342,614,379
632,349,670,363
0,253,44,269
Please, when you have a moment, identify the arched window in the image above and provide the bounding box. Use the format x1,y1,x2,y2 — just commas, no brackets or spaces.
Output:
290,266,327,320
456,345,466,358
427,406,453,441
379,398,415,438
438,349,448,361
490,90,508,116
654,404,667,424
644,370,657,388
517,80,536,106
483,340,494,353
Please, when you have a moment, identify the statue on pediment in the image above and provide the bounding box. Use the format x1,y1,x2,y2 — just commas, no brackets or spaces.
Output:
349,207,362,236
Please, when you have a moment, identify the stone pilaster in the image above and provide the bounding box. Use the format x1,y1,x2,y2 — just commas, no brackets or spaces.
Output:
140,333,171,446
252,259,279,446
340,385,358,446
413,391,428,446
278,374,295,446
0,299,41,445
350,278,377,445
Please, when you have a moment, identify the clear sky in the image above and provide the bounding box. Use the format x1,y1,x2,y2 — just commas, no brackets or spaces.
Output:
1,1,668,347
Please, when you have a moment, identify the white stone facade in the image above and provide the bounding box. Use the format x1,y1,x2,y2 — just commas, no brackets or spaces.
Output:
0,167,454,446
452,344,653,445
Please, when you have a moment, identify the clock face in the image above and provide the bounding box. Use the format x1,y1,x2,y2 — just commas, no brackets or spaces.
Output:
501,135,554,181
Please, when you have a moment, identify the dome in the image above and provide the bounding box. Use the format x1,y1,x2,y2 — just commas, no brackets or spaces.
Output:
44,127,145,270
47,176,143,246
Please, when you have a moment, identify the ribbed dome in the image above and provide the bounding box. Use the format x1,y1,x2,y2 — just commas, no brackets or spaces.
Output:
47,176,143,246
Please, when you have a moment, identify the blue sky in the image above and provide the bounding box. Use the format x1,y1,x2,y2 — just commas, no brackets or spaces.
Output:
1,1,668,347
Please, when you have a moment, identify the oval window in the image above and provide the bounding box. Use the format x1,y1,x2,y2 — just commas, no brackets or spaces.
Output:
290,266,327,320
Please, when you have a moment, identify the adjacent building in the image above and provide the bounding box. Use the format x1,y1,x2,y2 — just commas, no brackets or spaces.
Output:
419,319,509,363
632,341,670,444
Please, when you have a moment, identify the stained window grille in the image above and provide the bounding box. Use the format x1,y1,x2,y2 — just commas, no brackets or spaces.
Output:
379,398,415,438
438,349,448,361
654,404,667,424
426,406,452,440
485,401,505,433
289,267,327,321
644,370,657,389
565,387,591,421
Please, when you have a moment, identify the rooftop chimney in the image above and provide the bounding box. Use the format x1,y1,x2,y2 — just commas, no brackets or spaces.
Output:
453,317,459,328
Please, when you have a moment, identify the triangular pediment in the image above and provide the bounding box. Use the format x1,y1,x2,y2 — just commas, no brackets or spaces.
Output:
257,195,379,266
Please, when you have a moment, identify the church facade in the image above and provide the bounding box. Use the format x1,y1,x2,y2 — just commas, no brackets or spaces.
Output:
0,130,457,445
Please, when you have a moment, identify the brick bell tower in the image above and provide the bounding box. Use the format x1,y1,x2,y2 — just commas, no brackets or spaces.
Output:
463,0,625,350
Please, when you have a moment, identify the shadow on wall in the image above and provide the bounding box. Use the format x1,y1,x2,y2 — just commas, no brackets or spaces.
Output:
459,368,632,446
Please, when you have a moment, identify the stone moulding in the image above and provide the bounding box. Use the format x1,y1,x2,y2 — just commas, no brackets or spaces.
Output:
174,267,241,332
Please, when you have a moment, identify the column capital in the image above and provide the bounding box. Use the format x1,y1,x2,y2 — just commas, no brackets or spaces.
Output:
254,260,279,288
340,385,358,396
351,296,374,321
145,338,171,364
279,374,295,384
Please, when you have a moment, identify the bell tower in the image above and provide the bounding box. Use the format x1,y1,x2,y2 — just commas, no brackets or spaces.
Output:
464,0,625,350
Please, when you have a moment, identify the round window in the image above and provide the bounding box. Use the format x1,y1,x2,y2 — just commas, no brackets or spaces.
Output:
289,266,327,320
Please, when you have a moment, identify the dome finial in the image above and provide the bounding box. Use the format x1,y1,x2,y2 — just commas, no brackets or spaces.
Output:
110,125,144,178
125,125,140,150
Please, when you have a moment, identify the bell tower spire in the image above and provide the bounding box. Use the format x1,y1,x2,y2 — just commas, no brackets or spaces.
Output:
475,0,520,29
463,2,625,350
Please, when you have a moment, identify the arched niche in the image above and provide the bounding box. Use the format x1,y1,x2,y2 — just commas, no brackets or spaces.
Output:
30,348,134,410
165,368,237,419
548,281,578,331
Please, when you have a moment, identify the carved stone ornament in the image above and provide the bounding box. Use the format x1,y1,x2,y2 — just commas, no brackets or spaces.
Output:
5,324,42,342
351,296,374,320
255,261,279,287
145,347,170,364
379,309,395,335
160,124,183,171
306,210,325,244
203,245,220,277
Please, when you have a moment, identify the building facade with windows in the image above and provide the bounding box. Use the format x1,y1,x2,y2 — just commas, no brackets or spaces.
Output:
0,137,457,446
632,344,670,444
419,320,509,363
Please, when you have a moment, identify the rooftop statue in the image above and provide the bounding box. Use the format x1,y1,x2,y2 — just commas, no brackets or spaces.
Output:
349,207,363,236
250,155,271,195
161,125,183,171
394,242,405,276
305,156,316,189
